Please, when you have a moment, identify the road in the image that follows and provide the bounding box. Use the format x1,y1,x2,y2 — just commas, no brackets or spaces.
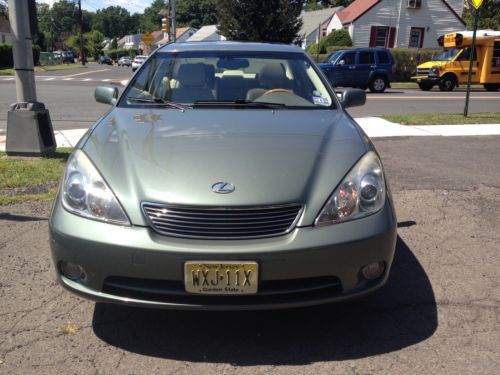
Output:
1,64,499,131
0,136,499,374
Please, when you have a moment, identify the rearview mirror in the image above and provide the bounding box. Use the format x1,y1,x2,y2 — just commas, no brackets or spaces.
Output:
95,86,118,105
341,88,366,108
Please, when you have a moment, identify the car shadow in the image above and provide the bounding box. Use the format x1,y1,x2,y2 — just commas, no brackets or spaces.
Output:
0,213,48,222
92,235,437,365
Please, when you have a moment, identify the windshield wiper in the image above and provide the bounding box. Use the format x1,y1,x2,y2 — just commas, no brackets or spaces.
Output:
127,97,191,109
193,100,286,109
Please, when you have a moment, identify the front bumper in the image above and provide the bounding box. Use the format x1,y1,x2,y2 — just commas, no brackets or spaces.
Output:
411,75,440,84
49,198,397,310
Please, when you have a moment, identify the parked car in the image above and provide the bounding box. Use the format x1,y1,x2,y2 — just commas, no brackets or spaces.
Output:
319,48,396,93
131,55,147,71
117,56,132,67
50,42,397,310
61,50,74,63
98,55,113,65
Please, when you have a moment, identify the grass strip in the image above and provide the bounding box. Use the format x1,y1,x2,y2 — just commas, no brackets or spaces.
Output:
0,148,71,205
0,65,86,75
382,112,500,125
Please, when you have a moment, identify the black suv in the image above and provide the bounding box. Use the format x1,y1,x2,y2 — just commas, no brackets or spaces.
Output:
319,48,396,93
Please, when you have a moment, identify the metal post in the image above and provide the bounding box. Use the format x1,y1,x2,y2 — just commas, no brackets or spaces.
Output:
78,0,85,65
171,0,176,42
6,0,56,156
8,0,36,104
463,9,479,117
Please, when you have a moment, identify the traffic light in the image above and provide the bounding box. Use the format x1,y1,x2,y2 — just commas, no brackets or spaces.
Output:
162,17,170,33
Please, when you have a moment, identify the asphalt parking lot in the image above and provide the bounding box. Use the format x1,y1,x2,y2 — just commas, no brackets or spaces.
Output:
0,136,498,374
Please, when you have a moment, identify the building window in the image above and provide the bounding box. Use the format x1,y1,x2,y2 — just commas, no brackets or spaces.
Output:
408,0,422,8
369,26,396,48
409,27,424,48
493,41,500,67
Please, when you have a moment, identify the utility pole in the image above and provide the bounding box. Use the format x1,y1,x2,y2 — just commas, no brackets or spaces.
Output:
78,0,85,65
6,0,55,156
171,0,176,42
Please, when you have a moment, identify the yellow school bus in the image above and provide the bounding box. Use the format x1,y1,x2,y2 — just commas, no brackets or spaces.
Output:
411,30,500,91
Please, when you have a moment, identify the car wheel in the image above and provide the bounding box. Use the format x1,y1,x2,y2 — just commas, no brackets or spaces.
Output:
439,75,456,91
483,84,499,91
369,76,387,93
418,82,433,91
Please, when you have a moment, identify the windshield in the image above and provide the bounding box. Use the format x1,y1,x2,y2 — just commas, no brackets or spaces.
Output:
434,48,461,61
327,51,342,63
121,51,335,109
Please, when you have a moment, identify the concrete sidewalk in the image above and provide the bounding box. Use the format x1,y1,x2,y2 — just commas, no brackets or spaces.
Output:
1,117,500,152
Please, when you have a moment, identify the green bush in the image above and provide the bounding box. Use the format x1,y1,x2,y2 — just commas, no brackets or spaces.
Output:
0,43,13,67
321,29,352,50
0,43,41,68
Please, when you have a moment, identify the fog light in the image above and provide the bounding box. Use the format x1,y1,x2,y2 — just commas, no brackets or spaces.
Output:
60,261,85,281
361,262,385,280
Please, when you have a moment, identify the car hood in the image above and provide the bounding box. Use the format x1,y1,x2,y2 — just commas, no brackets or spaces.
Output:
82,108,369,226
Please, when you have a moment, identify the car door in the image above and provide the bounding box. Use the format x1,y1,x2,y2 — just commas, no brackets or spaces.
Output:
355,51,376,87
330,52,356,87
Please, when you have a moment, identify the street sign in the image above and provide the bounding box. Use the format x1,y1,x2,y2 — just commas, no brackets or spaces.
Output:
470,0,484,10
142,32,154,46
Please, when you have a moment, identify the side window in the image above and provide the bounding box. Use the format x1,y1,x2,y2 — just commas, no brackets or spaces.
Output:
493,41,500,67
377,51,390,64
342,52,356,65
358,52,375,64
458,48,477,61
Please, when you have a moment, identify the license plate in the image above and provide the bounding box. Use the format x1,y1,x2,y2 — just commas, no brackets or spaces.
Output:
184,261,258,295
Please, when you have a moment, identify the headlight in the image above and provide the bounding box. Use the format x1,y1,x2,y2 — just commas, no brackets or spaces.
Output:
430,66,441,75
315,151,386,226
62,150,130,225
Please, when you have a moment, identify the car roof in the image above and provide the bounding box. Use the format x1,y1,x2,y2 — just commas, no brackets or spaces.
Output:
158,41,303,54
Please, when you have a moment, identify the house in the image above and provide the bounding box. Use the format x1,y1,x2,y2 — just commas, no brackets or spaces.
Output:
186,25,224,42
300,7,343,49
328,0,465,49
157,27,198,46
123,33,143,50
0,16,12,44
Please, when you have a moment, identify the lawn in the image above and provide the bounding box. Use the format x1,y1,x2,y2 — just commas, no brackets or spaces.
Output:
382,112,500,125
0,149,71,205
0,64,86,75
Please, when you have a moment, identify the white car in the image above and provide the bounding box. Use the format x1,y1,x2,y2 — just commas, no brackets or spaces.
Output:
131,55,147,71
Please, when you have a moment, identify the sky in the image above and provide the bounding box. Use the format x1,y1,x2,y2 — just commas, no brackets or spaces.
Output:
38,0,154,15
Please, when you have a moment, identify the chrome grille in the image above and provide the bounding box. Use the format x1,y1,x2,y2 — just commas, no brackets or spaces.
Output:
142,203,303,239
416,68,430,75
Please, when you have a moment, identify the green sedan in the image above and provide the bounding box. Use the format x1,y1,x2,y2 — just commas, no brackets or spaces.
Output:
49,41,397,310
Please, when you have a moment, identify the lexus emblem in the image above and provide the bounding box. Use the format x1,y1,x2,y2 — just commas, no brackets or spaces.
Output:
211,182,236,194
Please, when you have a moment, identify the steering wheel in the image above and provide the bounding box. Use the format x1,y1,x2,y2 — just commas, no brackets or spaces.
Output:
261,88,293,96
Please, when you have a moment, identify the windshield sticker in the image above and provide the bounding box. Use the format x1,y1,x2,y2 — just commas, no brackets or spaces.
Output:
313,96,330,106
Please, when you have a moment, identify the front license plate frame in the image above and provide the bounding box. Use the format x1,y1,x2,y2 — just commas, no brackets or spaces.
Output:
184,261,258,295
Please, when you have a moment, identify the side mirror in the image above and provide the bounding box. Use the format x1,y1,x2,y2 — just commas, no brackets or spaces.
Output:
337,59,345,66
95,86,118,105
341,88,366,108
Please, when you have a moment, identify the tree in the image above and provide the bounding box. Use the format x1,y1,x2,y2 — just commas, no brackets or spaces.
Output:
111,37,118,49
0,1,8,18
463,0,500,30
177,0,217,28
217,0,303,44
86,30,104,60
304,0,352,11
139,0,165,33
91,6,132,38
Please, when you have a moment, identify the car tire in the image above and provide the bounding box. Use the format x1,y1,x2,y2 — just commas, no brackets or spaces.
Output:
483,84,499,91
439,75,456,91
369,76,387,93
418,82,433,91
